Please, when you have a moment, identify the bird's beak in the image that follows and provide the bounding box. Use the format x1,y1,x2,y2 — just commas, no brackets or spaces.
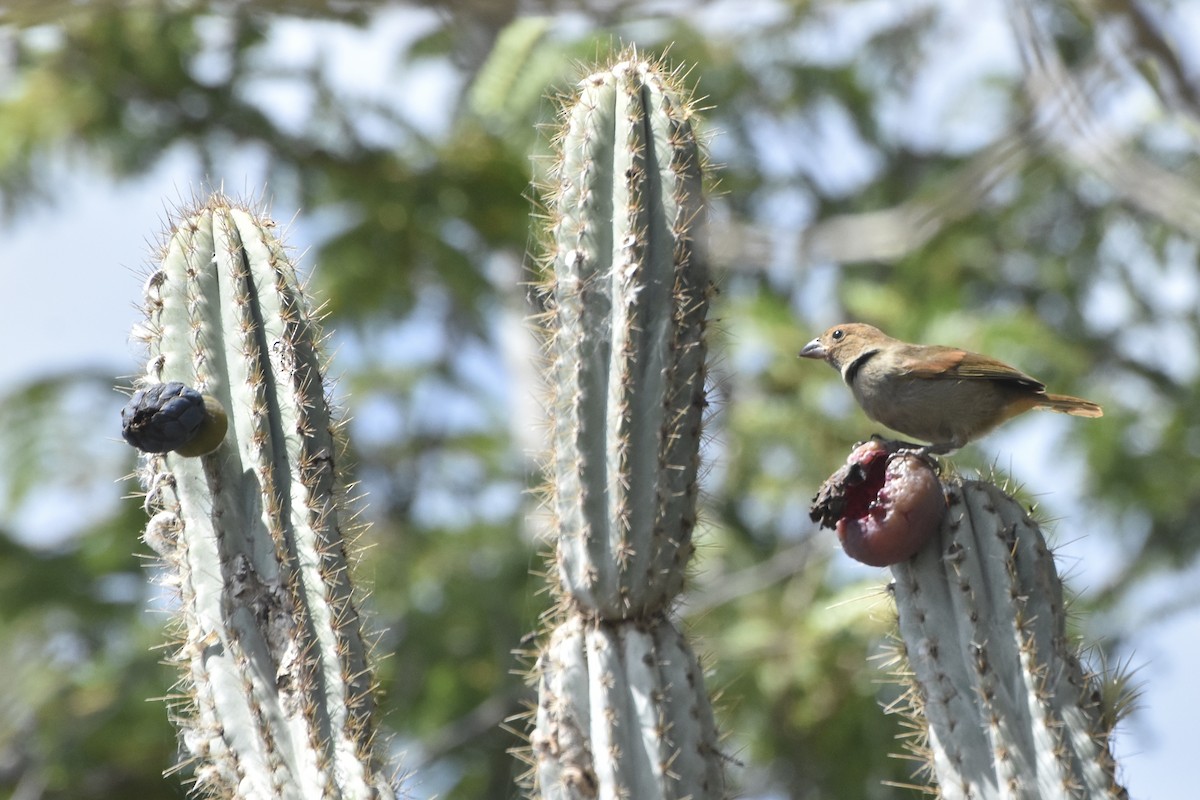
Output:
799,338,826,359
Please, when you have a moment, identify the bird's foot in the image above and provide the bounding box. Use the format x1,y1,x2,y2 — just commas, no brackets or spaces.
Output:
857,434,949,471
858,433,921,450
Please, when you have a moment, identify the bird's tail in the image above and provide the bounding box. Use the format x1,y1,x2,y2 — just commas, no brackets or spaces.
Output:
1038,393,1103,418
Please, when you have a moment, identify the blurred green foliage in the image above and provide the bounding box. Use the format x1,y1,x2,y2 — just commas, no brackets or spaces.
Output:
1,0,1198,797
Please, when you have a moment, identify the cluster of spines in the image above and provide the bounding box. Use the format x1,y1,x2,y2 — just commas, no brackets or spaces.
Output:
526,51,724,800
885,480,1130,799
130,194,388,798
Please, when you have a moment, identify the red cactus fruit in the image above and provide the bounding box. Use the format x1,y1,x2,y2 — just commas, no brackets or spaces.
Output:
810,440,946,567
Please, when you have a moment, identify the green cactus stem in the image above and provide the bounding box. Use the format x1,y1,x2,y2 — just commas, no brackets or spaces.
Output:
129,195,389,798
890,480,1128,799
533,616,724,800
543,52,708,622
532,52,724,800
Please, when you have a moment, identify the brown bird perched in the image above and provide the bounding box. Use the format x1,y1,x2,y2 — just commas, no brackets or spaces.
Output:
800,323,1102,454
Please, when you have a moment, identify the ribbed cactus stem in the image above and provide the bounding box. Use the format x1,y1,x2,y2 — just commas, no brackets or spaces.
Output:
535,617,723,799
547,54,707,621
130,196,389,799
533,52,723,800
891,480,1127,799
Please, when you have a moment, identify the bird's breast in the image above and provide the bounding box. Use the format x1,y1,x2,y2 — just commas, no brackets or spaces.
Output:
850,372,1025,446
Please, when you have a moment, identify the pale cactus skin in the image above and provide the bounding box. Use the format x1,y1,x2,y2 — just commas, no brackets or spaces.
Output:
891,480,1128,799
532,54,725,799
131,197,390,799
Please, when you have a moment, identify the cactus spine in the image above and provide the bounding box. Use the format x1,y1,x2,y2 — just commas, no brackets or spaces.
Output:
531,53,724,799
891,480,1127,799
131,197,388,799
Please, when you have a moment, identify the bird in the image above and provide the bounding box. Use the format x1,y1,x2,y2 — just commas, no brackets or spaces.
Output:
799,323,1102,454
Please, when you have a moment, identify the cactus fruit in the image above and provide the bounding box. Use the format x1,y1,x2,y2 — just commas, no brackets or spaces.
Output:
810,439,946,567
121,381,228,456
531,52,724,799
127,195,389,798
889,480,1128,798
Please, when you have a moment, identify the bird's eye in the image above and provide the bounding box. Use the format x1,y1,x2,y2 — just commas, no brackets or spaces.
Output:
831,329,844,340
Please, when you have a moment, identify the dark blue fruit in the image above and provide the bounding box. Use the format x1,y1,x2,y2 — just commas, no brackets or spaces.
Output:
121,382,209,453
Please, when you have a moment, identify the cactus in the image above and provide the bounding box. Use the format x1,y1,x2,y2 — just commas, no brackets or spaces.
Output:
812,443,1129,796
529,53,725,800
127,196,390,799
888,479,1128,798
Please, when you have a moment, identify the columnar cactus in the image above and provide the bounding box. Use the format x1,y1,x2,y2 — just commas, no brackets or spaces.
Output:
127,196,389,799
890,479,1128,798
811,442,1129,795
530,53,725,799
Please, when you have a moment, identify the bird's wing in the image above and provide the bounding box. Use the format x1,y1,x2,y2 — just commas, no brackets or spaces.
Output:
897,346,1046,390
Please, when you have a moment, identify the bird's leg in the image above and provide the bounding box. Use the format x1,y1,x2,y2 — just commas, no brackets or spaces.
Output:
899,443,957,477
855,434,947,471
887,438,957,472
862,433,926,450
868,434,931,453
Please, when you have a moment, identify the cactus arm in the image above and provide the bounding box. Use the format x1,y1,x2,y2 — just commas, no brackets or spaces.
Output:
548,58,707,622
535,617,723,800
533,52,723,800
892,481,1127,799
131,197,388,798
